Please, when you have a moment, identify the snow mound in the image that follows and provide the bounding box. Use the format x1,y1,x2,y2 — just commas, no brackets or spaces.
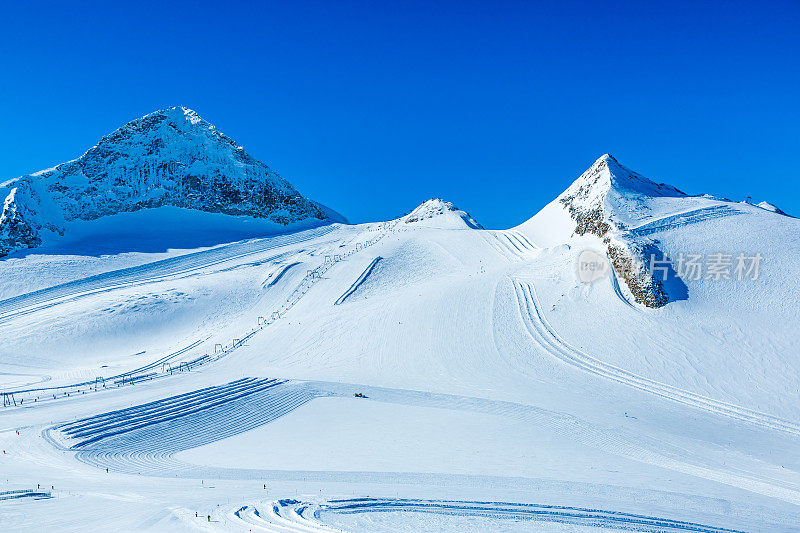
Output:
0,107,331,257
403,199,482,229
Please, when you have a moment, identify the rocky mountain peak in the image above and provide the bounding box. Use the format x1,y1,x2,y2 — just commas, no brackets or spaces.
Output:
559,154,685,214
554,155,688,308
0,108,332,257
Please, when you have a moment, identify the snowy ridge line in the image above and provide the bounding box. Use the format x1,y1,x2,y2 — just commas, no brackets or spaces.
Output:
628,205,742,236
229,498,743,533
334,257,382,305
0,106,331,259
50,378,285,449
513,280,800,436
0,224,337,321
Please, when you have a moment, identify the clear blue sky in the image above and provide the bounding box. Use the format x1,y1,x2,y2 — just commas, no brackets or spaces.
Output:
1,0,798,227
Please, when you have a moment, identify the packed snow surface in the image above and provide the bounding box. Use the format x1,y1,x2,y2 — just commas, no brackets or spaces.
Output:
1,154,799,532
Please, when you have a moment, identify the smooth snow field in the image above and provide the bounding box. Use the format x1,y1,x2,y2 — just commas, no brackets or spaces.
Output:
2,185,800,532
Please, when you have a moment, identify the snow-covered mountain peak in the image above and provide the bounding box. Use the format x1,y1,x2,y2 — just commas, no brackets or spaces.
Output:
553,154,690,239
405,199,458,219
136,106,202,125
755,200,788,216
161,105,202,124
559,154,685,216
522,155,694,308
118,106,205,137
0,108,332,257
402,199,482,229
85,106,240,159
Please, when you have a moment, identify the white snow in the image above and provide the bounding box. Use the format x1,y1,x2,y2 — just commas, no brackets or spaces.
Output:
0,155,798,532
403,198,482,229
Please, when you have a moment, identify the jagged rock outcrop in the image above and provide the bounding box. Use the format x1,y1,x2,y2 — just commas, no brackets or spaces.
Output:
558,154,685,308
0,107,331,257
0,187,41,256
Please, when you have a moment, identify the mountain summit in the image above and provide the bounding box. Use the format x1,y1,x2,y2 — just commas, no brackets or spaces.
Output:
521,155,696,307
0,107,331,257
403,199,482,229
557,154,685,234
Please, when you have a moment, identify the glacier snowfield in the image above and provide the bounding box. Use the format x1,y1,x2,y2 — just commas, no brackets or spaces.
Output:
1,190,799,531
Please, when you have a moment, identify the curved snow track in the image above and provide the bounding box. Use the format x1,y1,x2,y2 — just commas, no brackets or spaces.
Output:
609,263,637,309
0,489,52,502
265,262,301,287
53,378,287,448
513,279,800,436
45,379,320,462
334,257,382,305
33,373,800,531
484,230,538,261
629,206,742,237
228,498,744,533
232,500,341,532
61,378,800,510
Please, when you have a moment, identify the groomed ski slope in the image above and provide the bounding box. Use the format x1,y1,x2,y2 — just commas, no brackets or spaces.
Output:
0,216,371,385
512,280,800,436
228,498,746,533
0,225,334,321
1,191,799,532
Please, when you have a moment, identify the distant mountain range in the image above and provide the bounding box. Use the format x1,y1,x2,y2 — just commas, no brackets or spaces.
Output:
1,109,791,308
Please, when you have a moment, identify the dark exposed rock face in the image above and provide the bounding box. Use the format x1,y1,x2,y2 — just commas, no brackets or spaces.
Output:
557,155,678,308
0,107,329,257
607,242,669,308
0,188,41,256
